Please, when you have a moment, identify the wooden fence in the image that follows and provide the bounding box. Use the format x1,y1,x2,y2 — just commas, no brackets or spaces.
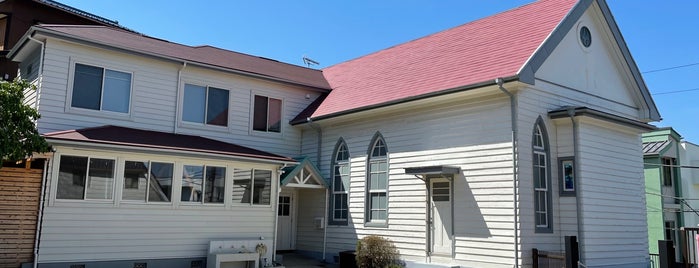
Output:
0,166,42,268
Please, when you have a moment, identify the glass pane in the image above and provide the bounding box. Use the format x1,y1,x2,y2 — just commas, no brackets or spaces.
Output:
72,64,103,110
206,87,229,126
102,69,131,113
268,98,282,132
149,162,173,202
85,158,115,199
253,95,268,131
336,143,348,161
123,161,148,201
253,170,272,205
433,182,449,188
204,166,226,203
333,173,343,192
432,195,449,202
57,155,88,199
377,171,387,190
232,169,252,204
181,165,203,202
371,139,387,157
183,84,206,123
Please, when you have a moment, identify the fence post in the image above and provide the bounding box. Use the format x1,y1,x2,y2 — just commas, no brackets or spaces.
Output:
659,240,675,268
532,248,539,268
565,236,579,268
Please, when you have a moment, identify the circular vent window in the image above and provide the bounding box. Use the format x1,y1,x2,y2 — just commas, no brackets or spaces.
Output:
580,26,591,48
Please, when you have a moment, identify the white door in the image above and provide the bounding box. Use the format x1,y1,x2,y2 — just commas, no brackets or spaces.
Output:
276,195,293,250
431,180,452,256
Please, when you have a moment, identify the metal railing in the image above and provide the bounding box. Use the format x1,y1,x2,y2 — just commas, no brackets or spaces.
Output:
681,227,699,268
649,253,659,268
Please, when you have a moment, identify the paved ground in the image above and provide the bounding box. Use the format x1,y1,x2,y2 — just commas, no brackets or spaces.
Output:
276,252,339,268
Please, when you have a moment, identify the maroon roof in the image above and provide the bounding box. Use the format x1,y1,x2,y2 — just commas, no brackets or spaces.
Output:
312,0,577,119
35,25,330,90
43,125,295,163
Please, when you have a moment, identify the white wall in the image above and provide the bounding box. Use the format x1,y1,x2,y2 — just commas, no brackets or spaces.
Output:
39,146,281,263
681,142,699,227
33,38,321,158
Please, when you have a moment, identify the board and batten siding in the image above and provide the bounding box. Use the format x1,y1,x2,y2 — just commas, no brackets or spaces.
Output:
0,166,42,268
30,38,320,158
300,91,517,267
37,147,280,263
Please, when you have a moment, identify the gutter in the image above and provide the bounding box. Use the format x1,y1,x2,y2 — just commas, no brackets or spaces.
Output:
567,107,585,266
305,117,327,261
293,76,520,125
26,36,45,110
496,78,519,268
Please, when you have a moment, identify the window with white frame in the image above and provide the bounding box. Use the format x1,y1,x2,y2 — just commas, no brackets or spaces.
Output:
56,155,115,200
533,119,552,232
182,84,229,126
122,161,174,202
181,165,226,204
253,95,282,133
71,63,132,113
366,134,388,225
330,139,350,225
231,169,272,205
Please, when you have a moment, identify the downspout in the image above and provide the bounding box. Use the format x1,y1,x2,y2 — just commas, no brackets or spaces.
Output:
174,62,187,133
27,36,45,110
497,78,519,268
306,117,322,165
323,187,328,261
567,108,585,265
306,117,327,261
272,164,289,264
33,157,50,268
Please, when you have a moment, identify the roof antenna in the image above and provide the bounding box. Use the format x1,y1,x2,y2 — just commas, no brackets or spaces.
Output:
302,55,319,68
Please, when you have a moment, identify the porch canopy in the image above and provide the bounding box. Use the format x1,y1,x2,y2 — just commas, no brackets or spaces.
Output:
280,157,327,188
404,165,460,179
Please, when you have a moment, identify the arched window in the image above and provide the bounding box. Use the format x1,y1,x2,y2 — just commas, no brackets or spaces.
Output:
533,118,552,232
366,133,388,226
330,138,350,225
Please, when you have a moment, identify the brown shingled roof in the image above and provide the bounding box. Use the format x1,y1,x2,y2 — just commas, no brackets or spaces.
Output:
33,25,330,90
44,125,295,163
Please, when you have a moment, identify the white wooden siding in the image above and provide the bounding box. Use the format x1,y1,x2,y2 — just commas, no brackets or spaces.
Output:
39,146,281,263
300,92,517,267
35,38,320,158
19,48,41,107
295,188,326,253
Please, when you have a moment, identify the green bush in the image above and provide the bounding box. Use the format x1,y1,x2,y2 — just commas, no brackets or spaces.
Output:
355,235,405,268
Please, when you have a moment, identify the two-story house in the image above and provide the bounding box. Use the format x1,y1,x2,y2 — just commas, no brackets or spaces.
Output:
9,0,660,267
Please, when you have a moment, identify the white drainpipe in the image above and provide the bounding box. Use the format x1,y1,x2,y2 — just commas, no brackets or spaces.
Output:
33,158,50,268
497,78,519,268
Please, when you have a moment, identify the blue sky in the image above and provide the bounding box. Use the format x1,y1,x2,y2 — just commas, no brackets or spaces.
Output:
59,0,699,143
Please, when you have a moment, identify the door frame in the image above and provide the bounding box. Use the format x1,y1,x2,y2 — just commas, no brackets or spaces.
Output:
426,175,455,259
277,190,298,251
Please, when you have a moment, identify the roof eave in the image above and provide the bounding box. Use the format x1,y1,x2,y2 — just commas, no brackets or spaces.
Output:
548,106,657,131
294,75,520,125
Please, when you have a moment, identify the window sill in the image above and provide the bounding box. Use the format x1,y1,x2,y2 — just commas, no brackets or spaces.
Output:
364,221,388,228
65,106,133,121
178,121,231,133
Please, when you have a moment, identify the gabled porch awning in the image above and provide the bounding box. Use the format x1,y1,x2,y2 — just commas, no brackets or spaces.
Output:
404,165,461,181
280,157,327,189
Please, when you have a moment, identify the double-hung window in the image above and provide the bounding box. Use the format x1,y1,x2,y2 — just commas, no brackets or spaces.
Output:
253,95,282,132
56,155,115,200
366,134,388,225
122,161,174,202
183,84,230,126
533,119,552,232
330,139,350,225
71,63,132,113
181,165,226,204
232,169,272,205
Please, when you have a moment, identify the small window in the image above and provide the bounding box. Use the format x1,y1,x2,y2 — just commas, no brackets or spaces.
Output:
253,95,282,132
122,161,174,202
662,158,675,187
0,14,8,51
559,157,575,196
57,155,115,200
232,169,272,205
71,63,132,113
278,196,291,216
183,84,229,126
532,118,552,233
181,165,226,204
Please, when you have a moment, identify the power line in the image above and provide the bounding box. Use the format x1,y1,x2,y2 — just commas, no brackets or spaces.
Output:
642,62,699,74
652,87,699,96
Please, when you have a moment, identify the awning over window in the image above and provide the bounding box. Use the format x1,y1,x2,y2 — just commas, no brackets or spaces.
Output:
280,157,327,189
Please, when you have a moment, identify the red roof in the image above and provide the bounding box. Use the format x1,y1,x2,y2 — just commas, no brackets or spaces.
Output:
34,25,330,90
313,0,577,119
44,125,295,163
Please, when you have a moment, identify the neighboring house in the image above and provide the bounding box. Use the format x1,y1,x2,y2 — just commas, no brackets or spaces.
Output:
9,0,660,268
0,0,125,80
680,141,699,228
642,128,683,256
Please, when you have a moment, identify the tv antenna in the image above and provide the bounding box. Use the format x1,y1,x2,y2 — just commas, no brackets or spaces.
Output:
302,56,319,68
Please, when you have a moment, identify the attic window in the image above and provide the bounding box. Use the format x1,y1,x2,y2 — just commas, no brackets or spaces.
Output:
579,26,591,48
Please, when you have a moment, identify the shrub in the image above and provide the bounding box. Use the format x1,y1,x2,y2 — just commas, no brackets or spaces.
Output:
355,235,405,268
